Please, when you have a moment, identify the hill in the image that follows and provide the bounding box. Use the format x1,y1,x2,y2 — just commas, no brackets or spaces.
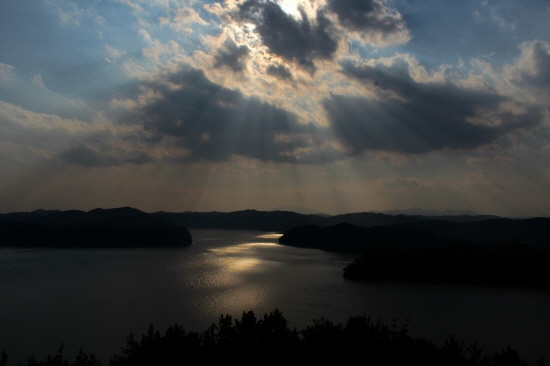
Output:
0,207,192,248
278,222,550,288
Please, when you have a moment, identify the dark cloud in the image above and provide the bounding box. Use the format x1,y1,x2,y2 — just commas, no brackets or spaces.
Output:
512,41,550,90
266,64,293,80
214,39,250,72
60,145,155,167
134,131,164,144
382,177,420,190
237,0,338,73
61,146,104,167
138,67,331,163
327,0,406,36
324,61,542,154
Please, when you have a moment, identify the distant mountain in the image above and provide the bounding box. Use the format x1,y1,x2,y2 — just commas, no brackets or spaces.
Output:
379,207,481,216
153,209,325,231
0,208,503,232
0,207,192,248
392,218,550,247
151,210,497,232
271,205,330,216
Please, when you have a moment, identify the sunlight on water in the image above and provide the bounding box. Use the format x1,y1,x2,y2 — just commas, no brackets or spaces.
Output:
254,233,283,240
209,242,280,254
207,243,284,279
196,284,269,313
219,257,263,272
245,242,281,247
174,234,288,296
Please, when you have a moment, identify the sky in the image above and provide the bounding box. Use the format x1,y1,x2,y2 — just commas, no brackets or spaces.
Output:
0,0,549,216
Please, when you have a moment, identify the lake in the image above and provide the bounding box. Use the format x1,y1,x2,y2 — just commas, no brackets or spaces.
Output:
1,229,549,364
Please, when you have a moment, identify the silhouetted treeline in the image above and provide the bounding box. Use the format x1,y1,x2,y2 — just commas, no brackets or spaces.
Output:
0,208,192,248
278,223,462,253
2,310,545,366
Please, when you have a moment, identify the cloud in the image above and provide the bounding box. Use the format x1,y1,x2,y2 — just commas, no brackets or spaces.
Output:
0,64,94,120
214,39,250,72
159,7,207,34
474,1,516,30
172,7,206,25
236,0,338,73
31,74,46,89
466,40,550,109
326,0,410,45
324,58,543,155
138,28,152,42
60,144,155,167
0,63,15,80
57,2,83,26
0,100,158,169
266,64,293,81
508,40,550,91
0,100,106,170
105,44,125,62
132,66,334,163
381,176,420,190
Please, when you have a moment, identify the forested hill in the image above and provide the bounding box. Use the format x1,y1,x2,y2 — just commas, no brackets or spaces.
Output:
0,207,192,248
151,209,500,232
278,222,550,288
153,210,549,246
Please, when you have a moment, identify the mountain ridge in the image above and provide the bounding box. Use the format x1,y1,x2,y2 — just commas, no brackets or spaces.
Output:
0,207,192,248
2,207,547,246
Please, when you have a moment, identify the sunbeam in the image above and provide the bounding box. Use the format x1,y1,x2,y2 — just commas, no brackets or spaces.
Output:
0,0,548,215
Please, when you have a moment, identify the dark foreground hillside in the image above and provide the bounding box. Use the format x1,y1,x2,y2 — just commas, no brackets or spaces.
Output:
1,310,544,366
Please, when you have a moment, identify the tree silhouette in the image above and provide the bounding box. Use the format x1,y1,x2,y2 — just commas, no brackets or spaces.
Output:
0,349,7,366
3,310,545,366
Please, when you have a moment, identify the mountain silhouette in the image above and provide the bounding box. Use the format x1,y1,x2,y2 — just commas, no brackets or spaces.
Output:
0,207,192,248
278,222,550,288
151,210,498,232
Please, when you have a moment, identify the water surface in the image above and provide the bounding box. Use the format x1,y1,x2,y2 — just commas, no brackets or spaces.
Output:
1,230,549,364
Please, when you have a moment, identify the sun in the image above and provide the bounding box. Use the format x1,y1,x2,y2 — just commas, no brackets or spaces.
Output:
276,0,302,19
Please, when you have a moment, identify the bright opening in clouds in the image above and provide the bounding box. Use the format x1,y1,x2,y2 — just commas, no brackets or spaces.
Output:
0,0,549,216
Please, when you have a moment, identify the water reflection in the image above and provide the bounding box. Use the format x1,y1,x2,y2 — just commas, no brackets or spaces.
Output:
207,243,284,276
254,233,283,240
209,242,281,254
219,257,262,272
184,240,289,319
